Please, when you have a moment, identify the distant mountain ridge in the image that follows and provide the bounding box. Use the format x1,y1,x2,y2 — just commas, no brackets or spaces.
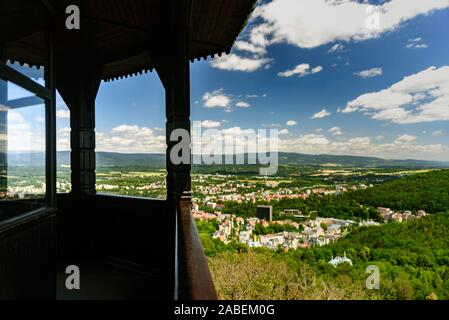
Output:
6,151,449,169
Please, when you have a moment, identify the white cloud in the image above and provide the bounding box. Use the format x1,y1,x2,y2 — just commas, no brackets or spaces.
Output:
329,126,343,136
201,120,221,128
342,66,449,124
278,133,447,161
252,0,449,49
59,127,71,134
408,37,422,43
96,125,165,153
202,89,231,109
236,101,251,108
278,128,289,135
278,63,323,77
354,67,383,78
395,134,417,143
328,43,345,53
57,127,71,151
6,110,45,152
234,40,267,55
210,53,270,72
311,109,331,119
286,120,297,126
432,130,444,137
406,37,429,49
56,109,70,118
414,44,429,49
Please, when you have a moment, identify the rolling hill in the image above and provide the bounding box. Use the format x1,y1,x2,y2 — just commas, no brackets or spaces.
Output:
4,151,449,169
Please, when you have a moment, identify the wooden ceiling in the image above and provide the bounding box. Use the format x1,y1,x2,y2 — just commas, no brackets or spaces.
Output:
1,0,256,81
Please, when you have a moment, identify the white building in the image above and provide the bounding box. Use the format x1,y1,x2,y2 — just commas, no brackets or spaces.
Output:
329,252,353,267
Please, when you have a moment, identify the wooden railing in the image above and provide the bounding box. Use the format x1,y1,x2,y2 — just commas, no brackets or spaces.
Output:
176,200,217,300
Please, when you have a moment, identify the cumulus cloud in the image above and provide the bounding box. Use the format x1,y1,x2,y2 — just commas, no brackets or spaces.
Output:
286,120,297,126
56,122,448,161
354,67,383,78
219,0,447,74
96,125,165,153
56,109,70,118
202,89,231,109
329,126,343,136
406,37,429,49
432,130,444,137
395,134,417,143
311,109,331,119
201,90,257,111
210,53,271,72
201,120,221,128
328,43,345,54
6,110,45,152
341,66,449,124
236,101,251,108
57,127,71,151
278,63,323,77
252,0,449,49
194,126,444,161
278,133,447,161
234,40,267,55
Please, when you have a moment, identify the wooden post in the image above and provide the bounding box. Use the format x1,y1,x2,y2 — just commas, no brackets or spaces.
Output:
57,73,99,196
45,20,56,207
54,16,100,196
165,0,192,206
155,0,192,300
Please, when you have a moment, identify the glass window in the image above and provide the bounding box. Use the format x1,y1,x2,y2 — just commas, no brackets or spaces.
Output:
0,77,46,219
56,91,71,193
6,61,45,86
95,74,167,200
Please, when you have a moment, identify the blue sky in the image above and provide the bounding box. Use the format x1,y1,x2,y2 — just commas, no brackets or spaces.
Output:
52,0,449,160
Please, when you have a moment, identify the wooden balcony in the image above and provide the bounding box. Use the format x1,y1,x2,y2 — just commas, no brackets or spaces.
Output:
0,0,254,300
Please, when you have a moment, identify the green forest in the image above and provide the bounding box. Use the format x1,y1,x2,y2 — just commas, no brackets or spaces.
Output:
221,170,449,221
199,170,449,300
205,211,449,300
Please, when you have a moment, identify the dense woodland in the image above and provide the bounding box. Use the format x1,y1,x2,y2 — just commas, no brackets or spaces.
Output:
221,170,449,220
203,211,449,300
198,170,449,300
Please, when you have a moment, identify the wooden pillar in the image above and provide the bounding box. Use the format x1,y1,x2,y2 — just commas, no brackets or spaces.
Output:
164,0,192,205
155,0,192,299
45,22,57,207
57,73,99,196
54,17,100,196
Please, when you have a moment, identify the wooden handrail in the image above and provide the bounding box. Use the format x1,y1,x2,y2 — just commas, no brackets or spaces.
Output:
176,200,217,300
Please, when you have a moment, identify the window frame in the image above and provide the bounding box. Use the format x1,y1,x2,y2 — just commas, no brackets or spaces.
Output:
0,25,56,226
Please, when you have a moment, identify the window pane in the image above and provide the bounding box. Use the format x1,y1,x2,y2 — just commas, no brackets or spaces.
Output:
95,74,167,200
6,61,45,87
56,91,71,193
0,77,46,219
